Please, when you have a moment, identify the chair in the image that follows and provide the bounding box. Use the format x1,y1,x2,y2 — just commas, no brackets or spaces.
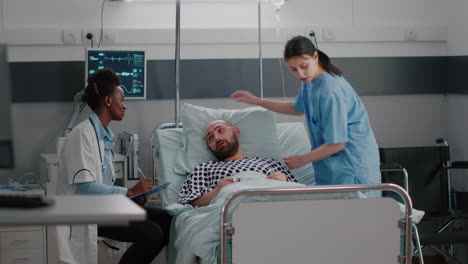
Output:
380,139,468,264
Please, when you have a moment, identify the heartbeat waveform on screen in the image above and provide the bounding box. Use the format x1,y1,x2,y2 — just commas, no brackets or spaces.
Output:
89,54,144,67
120,85,134,94
118,72,134,77
120,84,142,95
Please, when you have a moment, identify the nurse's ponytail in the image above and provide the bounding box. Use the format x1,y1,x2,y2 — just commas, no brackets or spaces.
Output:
82,68,120,111
284,36,342,76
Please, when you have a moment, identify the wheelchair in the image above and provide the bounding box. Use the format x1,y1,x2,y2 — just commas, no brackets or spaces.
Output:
380,138,468,264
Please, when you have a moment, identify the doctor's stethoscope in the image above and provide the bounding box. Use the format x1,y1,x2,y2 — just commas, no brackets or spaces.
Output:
68,118,115,240
89,117,115,181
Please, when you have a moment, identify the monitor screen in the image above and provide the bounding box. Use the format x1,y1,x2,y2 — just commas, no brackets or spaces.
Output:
85,49,146,100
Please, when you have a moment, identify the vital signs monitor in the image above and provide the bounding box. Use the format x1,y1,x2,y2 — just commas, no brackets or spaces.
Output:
85,49,147,100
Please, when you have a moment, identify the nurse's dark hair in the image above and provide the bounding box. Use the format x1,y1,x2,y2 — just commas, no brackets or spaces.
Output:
82,68,121,111
283,36,342,76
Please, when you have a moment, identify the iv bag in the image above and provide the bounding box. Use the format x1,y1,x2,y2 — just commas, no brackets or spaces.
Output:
271,0,285,10
271,0,285,28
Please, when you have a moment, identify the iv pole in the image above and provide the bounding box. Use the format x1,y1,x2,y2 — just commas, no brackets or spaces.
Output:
174,0,181,128
173,0,264,125
258,0,264,99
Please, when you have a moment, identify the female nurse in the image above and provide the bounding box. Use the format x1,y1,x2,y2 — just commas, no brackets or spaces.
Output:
56,69,172,264
232,36,381,198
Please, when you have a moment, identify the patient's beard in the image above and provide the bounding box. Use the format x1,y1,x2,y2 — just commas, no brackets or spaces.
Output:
211,134,240,161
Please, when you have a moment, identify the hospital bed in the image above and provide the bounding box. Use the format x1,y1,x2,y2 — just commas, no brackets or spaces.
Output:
150,103,418,264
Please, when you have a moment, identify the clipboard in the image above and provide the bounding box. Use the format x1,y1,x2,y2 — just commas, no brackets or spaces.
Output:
130,182,171,199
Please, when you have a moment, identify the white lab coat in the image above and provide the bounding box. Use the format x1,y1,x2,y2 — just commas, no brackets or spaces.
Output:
55,118,116,264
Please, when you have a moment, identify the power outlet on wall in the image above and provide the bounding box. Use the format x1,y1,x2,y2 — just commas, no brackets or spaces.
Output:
404,28,417,41
322,28,336,41
62,30,80,45
102,30,116,44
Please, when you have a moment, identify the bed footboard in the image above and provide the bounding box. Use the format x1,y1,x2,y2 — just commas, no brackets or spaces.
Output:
220,184,413,264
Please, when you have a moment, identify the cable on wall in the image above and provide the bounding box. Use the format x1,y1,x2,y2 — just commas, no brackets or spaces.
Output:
86,33,94,48
98,0,107,48
309,31,318,50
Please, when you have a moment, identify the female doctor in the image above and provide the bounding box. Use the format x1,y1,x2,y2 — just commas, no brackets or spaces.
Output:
56,69,172,264
232,36,381,198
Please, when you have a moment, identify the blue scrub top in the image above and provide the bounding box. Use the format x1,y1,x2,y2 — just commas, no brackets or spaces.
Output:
89,112,115,186
293,72,381,197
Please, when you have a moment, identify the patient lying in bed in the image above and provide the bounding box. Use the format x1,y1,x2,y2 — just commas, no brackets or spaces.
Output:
169,121,318,263
170,118,423,264
179,120,297,207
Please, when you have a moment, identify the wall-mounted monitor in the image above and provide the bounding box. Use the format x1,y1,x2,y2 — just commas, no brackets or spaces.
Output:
85,49,146,100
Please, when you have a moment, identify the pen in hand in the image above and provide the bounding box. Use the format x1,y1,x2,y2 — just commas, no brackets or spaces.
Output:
138,167,146,180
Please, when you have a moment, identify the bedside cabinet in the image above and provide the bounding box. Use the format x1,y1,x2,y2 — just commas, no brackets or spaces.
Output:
0,187,47,264
39,153,129,264
0,225,47,264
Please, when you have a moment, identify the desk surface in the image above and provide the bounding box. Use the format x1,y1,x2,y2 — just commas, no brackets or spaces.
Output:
0,194,146,226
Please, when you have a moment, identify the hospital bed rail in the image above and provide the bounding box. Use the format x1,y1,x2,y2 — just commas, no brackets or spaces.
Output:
380,163,424,263
380,162,409,195
149,122,182,187
220,183,413,264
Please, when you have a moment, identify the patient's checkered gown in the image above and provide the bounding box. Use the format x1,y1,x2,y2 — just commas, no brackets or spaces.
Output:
179,157,296,204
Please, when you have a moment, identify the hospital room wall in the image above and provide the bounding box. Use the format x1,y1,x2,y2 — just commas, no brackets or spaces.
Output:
7,95,449,186
0,0,461,188
4,56,451,184
446,0,468,191
0,0,448,30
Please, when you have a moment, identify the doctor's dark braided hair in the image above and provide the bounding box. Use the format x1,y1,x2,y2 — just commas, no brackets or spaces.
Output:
283,36,342,76
82,68,121,111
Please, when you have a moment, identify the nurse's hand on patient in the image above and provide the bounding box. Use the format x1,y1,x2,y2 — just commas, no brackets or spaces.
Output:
231,90,259,105
266,171,286,181
284,155,307,169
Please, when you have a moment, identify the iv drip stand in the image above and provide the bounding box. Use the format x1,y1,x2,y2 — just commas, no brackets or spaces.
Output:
173,0,264,126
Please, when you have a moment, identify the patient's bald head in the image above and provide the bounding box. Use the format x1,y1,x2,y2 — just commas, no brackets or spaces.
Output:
205,120,234,135
205,120,243,161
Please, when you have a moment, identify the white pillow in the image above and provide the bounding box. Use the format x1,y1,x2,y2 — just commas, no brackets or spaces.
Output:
277,123,315,185
174,103,283,175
